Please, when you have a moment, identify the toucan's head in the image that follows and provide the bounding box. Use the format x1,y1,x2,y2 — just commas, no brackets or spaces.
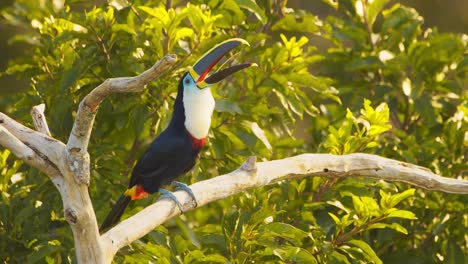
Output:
181,38,254,91
178,38,254,140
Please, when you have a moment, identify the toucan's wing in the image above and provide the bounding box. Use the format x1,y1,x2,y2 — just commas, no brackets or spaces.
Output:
129,132,194,192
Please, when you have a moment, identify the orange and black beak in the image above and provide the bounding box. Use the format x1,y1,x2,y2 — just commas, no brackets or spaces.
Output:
189,38,255,88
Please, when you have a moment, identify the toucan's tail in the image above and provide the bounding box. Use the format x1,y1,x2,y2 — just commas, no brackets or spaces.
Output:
100,194,131,232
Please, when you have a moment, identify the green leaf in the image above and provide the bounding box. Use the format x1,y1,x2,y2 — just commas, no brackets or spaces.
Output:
351,195,365,215
367,0,390,27
385,209,417,219
272,14,319,33
387,188,415,208
327,200,351,213
236,0,267,23
138,6,168,22
365,141,378,148
128,104,150,139
367,223,388,230
184,249,206,263
367,222,409,234
143,242,171,259
5,63,34,75
445,241,466,264
173,27,194,43
112,24,137,35
381,4,422,36
360,197,380,216
215,99,243,114
257,222,309,247
59,60,85,94
247,121,272,150
328,250,351,264
201,253,228,263
321,0,339,10
386,222,408,234
217,0,246,27
288,247,318,264
27,245,63,264
346,56,384,71
328,212,341,225
346,240,383,264
379,190,390,208
414,96,436,127
236,129,257,147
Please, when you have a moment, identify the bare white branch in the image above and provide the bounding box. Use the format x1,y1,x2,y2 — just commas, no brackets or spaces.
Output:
0,112,65,169
0,125,61,177
100,153,468,259
1,56,178,263
31,104,51,136
0,125,35,160
66,54,177,185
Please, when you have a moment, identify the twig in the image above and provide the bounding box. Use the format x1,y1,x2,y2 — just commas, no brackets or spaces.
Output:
0,125,60,177
31,104,51,136
0,112,64,168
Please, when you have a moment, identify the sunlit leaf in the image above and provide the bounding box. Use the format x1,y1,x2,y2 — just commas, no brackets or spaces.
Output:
236,0,267,23
347,240,383,264
386,209,417,219
367,0,390,26
387,188,415,208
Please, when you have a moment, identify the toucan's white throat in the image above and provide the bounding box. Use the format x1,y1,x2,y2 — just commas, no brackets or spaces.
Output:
183,84,215,139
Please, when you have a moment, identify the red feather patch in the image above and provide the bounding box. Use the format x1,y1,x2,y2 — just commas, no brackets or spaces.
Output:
187,131,207,150
126,185,149,201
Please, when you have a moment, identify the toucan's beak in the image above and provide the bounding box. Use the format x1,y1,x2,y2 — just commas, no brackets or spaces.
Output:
189,38,256,88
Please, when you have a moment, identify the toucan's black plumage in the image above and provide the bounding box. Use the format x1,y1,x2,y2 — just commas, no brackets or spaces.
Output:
100,39,254,232
130,78,204,192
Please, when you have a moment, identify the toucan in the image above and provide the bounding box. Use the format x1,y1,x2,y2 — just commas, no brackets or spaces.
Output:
100,38,254,232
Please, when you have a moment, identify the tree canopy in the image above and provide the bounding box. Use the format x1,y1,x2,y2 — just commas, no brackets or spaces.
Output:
0,0,466,263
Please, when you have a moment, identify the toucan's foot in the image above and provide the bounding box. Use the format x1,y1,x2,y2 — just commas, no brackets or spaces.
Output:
159,189,184,213
172,181,198,208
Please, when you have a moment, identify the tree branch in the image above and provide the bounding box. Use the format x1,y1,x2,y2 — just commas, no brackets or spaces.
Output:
0,125,60,176
0,126,35,160
0,112,65,171
66,54,177,184
1,56,178,263
100,154,467,259
31,103,51,136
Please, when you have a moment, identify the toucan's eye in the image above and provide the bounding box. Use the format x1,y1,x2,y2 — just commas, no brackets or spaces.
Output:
184,78,191,85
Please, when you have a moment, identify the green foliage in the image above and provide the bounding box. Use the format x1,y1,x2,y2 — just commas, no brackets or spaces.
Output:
0,0,466,263
324,99,391,154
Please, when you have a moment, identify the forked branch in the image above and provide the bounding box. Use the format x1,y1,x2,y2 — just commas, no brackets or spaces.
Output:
0,55,178,263
0,112,65,172
66,54,177,184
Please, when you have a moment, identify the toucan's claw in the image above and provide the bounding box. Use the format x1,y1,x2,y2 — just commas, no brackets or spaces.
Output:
159,188,184,213
173,181,198,208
